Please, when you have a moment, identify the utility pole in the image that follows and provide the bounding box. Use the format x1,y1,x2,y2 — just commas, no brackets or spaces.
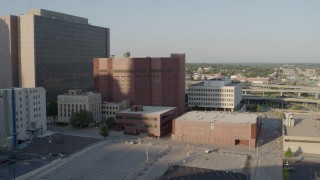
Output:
146,146,149,163
257,140,263,160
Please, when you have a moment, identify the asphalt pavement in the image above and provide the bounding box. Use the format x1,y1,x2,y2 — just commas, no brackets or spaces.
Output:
28,141,165,180
253,112,283,180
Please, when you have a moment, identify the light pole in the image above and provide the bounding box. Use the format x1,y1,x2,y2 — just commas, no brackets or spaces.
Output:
146,146,149,163
249,138,251,155
257,140,263,159
48,121,52,143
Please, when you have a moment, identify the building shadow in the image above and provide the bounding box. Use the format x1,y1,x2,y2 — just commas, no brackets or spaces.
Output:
294,118,303,126
0,18,12,88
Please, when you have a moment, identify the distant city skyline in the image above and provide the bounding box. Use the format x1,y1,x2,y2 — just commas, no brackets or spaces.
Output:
1,0,320,63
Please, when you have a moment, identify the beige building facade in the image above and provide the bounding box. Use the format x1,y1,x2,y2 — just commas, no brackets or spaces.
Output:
283,113,320,155
101,100,130,119
0,15,19,89
58,90,102,124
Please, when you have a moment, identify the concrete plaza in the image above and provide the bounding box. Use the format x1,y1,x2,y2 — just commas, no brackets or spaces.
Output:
23,141,166,180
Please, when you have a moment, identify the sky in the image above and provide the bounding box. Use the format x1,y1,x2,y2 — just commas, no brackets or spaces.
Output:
1,0,320,63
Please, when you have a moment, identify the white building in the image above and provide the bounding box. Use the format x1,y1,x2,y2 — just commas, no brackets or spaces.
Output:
188,78,242,111
101,100,130,120
58,90,101,124
0,87,47,150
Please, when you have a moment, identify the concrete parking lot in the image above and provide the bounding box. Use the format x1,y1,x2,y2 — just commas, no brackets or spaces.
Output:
159,165,247,180
28,141,167,180
0,155,49,180
0,133,101,180
136,137,250,180
4,124,276,180
21,133,100,156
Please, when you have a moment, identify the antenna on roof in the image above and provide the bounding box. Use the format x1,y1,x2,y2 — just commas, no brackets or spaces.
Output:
29,0,32,9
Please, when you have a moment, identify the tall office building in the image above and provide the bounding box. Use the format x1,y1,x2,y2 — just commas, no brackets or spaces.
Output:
93,53,185,115
0,15,19,89
0,87,47,150
0,9,110,99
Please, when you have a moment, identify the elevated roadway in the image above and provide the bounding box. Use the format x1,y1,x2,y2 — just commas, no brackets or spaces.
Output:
243,85,319,97
243,95,320,109
250,84,319,91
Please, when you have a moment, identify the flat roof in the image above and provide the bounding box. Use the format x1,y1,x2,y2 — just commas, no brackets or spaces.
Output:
189,82,240,87
118,106,176,115
286,113,320,137
175,111,258,124
58,92,100,97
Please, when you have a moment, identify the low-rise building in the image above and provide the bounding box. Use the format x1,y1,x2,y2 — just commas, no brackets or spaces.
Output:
115,105,177,137
0,87,47,150
283,113,320,155
188,78,242,111
171,111,261,148
57,89,101,124
305,69,317,77
101,100,130,119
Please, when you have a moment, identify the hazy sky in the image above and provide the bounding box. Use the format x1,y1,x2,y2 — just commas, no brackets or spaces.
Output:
1,0,320,63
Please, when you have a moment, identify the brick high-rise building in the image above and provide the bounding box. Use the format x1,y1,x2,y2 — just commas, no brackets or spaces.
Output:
93,53,185,115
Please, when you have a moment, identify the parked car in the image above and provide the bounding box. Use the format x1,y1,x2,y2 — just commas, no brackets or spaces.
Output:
285,160,289,166
0,159,8,164
55,139,64,143
130,141,138,145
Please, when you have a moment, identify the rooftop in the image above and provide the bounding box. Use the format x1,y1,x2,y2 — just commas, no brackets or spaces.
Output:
28,9,88,24
190,82,241,87
58,92,100,97
118,106,176,115
286,113,320,137
175,111,258,124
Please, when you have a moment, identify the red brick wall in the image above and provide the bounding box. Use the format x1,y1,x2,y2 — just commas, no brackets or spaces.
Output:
116,108,177,137
172,119,257,147
93,54,185,115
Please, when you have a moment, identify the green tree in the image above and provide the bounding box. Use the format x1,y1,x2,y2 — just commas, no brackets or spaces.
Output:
47,101,58,122
204,76,207,80
316,68,320,76
291,104,301,110
70,110,94,128
105,117,116,128
256,104,262,112
283,168,289,180
285,148,293,159
99,125,109,138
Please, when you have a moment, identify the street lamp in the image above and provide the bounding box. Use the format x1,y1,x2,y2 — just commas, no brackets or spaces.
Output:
248,139,251,155
146,146,149,163
256,140,263,160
